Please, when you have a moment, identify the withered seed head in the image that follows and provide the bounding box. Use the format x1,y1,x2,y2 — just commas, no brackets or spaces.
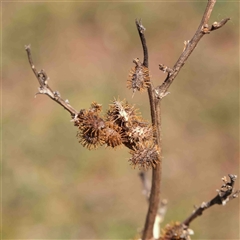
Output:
79,111,105,130
103,121,123,148
160,222,193,240
129,143,160,170
127,58,150,95
77,109,106,150
90,101,102,114
106,98,138,126
127,125,154,144
74,99,158,171
77,130,105,150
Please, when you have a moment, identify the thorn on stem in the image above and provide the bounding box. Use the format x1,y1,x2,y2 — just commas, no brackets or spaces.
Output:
25,44,31,50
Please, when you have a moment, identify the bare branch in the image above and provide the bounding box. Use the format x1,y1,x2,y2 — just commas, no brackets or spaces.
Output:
155,0,230,99
25,45,79,117
210,18,231,31
139,171,151,200
135,18,157,131
159,64,173,75
136,2,230,238
182,174,239,227
135,19,148,68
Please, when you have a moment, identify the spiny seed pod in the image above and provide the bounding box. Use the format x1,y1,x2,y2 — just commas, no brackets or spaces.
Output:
77,110,106,150
78,130,105,150
106,98,138,126
77,102,102,124
127,58,150,95
129,143,160,170
76,109,89,125
122,124,153,151
160,222,193,240
129,115,148,127
127,125,154,145
104,121,124,148
90,101,102,114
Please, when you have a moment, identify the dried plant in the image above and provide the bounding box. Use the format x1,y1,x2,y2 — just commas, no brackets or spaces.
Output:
25,1,238,239
127,58,150,95
160,222,193,240
129,143,160,170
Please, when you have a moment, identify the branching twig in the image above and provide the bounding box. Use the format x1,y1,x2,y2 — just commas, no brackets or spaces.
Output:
25,45,79,117
139,171,151,200
210,18,230,31
25,2,232,239
155,0,230,99
136,1,230,239
182,174,240,227
159,64,173,75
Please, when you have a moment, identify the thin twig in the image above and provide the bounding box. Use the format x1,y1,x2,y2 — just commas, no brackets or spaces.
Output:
155,0,230,99
135,19,148,68
136,1,230,239
182,174,239,227
139,171,151,200
136,19,162,240
159,64,173,75
25,45,79,117
135,19,156,123
210,18,230,31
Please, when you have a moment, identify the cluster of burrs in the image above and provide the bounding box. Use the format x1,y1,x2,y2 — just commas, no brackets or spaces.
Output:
72,58,158,170
73,98,158,170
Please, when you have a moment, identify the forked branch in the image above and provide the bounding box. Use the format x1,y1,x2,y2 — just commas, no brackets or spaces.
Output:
25,1,232,239
182,174,239,227
155,0,230,99
136,1,230,239
158,174,239,240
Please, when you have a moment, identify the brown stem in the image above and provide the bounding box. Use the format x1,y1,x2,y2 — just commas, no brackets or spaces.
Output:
136,19,162,240
135,19,148,68
25,45,79,117
136,1,230,238
182,174,239,227
155,0,230,99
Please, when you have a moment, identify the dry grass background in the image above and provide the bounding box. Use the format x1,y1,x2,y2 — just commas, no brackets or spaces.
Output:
2,1,239,239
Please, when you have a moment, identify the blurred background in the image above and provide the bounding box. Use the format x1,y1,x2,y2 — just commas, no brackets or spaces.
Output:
2,1,239,239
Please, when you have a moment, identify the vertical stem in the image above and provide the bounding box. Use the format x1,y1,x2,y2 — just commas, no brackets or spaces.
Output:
142,98,162,240
135,19,162,240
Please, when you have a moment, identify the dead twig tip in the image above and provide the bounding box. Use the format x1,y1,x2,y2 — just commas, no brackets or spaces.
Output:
25,44,31,50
